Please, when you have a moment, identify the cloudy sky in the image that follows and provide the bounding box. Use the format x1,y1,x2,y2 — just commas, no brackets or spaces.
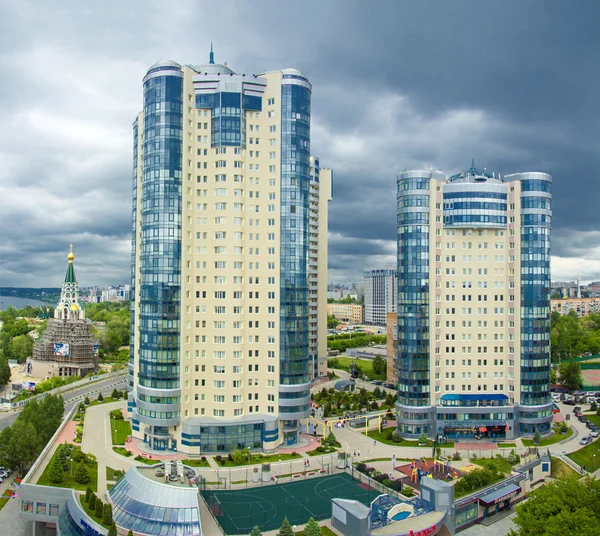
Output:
1,0,599,288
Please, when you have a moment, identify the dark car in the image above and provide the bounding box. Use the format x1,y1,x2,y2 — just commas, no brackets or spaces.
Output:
573,406,581,413
564,399,576,406
382,383,396,389
560,393,567,401
586,421,595,429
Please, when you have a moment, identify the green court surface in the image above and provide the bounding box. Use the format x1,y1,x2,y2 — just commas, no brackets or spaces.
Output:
202,472,380,534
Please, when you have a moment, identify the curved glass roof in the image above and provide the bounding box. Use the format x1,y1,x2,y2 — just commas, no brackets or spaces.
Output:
109,466,202,536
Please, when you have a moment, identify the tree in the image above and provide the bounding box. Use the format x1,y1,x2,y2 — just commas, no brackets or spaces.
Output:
249,526,262,536
325,431,338,447
84,396,90,405
88,493,96,510
9,334,34,363
558,361,583,391
278,517,294,536
532,430,541,446
509,476,600,536
103,503,113,525
303,517,322,536
0,420,41,474
107,524,118,536
327,315,340,329
111,388,121,400
550,366,557,385
98,393,104,402
418,433,428,445
127,531,134,536
75,462,90,484
95,497,103,518
372,355,386,376
48,453,65,483
85,487,92,503
0,357,10,387
232,448,250,465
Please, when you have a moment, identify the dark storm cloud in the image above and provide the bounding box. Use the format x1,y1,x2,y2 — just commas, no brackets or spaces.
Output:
0,0,598,286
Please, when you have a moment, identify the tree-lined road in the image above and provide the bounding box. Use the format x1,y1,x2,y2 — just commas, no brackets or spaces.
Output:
0,374,128,432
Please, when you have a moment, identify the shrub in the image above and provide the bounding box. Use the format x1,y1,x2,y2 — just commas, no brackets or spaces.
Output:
382,478,392,487
375,473,389,483
49,454,65,483
98,393,104,402
88,493,96,510
84,396,90,405
215,455,222,463
507,449,520,465
110,409,124,420
403,487,414,497
95,497,103,518
391,430,403,443
386,431,394,441
107,525,117,536
85,487,92,503
201,456,206,462
452,451,462,461
357,463,367,473
418,433,428,445
454,467,496,494
103,503,113,525
111,388,121,400
533,430,541,446
74,462,90,484
78,402,85,412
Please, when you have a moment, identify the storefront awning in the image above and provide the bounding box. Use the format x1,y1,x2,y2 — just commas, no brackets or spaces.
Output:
479,483,521,505
479,427,487,432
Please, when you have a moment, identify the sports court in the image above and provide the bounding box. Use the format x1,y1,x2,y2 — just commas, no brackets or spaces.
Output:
202,472,381,534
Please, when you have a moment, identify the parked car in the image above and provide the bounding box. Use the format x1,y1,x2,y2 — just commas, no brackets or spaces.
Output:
578,416,588,424
560,393,567,401
573,406,582,413
382,383,396,389
590,429,600,438
564,399,576,406
586,421,595,429
580,436,593,446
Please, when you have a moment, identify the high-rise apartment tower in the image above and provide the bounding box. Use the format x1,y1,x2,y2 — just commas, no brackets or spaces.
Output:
129,52,330,453
363,269,397,325
395,163,552,441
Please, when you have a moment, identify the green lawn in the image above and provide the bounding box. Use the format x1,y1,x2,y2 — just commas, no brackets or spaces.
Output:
472,456,513,474
88,396,118,407
134,455,160,466
105,467,124,481
551,458,579,480
363,427,454,448
0,498,9,512
110,418,132,445
567,438,600,471
180,458,211,467
454,473,505,499
213,452,301,467
583,414,600,427
112,447,133,457
498,442,517,448
522,426,572,447
306,447,338,457
36,445,98,492
327,357,386,381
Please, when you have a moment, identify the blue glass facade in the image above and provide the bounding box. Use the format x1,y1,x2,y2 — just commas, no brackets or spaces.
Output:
129,119,139,393
133,63,183,445
396,172,432,428
278,74,312,441
515,172,552,434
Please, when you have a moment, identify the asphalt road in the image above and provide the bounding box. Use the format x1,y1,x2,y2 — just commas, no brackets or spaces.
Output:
0,374,128,432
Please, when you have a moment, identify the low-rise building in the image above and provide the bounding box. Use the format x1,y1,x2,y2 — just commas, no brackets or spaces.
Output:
551,297,600,317
327,303,363,324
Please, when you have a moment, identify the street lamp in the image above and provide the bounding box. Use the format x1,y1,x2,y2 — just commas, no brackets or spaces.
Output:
594,454,596,472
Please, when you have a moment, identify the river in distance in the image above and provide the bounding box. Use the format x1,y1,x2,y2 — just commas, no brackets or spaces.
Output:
0,295,52,310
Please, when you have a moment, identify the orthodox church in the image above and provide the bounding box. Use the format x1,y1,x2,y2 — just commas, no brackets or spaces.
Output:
31,246,99,377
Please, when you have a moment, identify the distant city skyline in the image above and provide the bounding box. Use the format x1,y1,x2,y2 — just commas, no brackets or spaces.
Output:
1,1,600,286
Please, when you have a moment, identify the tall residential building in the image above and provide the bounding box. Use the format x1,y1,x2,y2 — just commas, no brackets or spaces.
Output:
363,269,397,325
309,156,333,379
395,164,552,441
129,51,330,453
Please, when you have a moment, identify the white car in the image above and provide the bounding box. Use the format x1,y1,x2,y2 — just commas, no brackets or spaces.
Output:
580,436,593,446
591,429,600,438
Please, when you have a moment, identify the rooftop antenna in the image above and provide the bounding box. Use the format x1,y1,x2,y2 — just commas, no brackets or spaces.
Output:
209,42,215,64
471,158,475,169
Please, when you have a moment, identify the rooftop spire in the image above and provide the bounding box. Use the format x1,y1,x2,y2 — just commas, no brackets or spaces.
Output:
209,42,214,64
64,245,76,283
